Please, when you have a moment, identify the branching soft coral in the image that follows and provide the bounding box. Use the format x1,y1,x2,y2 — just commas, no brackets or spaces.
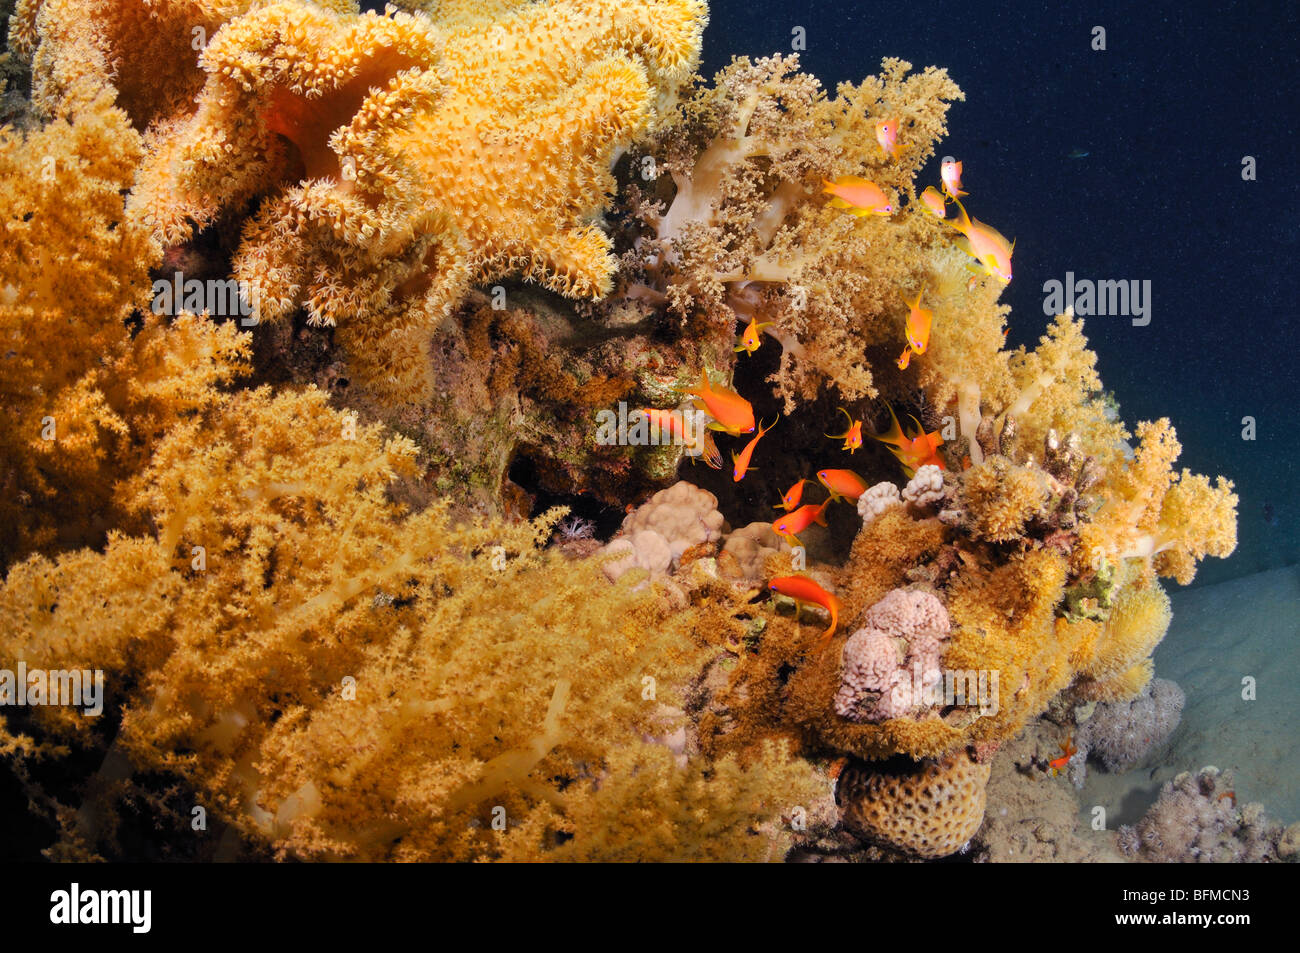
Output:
0,89,248,560
1,385,816,861
1003,311,1127,472
630,55,964,410
1081,418,1238,585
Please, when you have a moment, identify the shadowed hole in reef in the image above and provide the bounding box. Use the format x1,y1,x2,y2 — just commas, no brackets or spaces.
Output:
683,329,931,565
507,454,627,540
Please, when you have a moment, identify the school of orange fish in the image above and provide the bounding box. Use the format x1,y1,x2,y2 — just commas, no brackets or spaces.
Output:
635,125,1015,650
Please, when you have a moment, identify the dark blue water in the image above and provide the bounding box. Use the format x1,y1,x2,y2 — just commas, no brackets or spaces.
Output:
700,0,1300,585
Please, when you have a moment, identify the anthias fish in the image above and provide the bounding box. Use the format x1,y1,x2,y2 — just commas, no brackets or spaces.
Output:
769,574,842,648
875,117,900,159
731,416,777,482
734,317,774,355
872,404,945,478
826,406,864,453
685,370,756,435
773,501,829,547
774,478,814,512
941,158,967,198
822,176,894,216
817,468,869,503
920,186,948,218
948,196,1013,283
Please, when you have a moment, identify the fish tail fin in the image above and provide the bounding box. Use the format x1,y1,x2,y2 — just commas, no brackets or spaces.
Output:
950,195,974,229
875,403,906,448
702,432,723,470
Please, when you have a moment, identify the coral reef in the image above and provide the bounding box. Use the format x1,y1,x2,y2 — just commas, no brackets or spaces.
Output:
0,388,825,860
0,0,1244,864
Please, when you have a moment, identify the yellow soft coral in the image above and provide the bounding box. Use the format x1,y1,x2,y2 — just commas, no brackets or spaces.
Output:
1004,311,1127,472
0,89,248,560
2,384,816,860
1083,418,1238,585
959,456,1050,543
127,0,706,403
1077,581,1171,684
11,0,284,122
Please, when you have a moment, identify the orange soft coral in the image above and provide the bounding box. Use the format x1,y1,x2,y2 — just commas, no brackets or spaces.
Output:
11,0,289,124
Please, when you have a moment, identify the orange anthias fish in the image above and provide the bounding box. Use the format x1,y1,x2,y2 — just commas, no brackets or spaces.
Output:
949,196,1014,284
817,468,869,504
1049,736,1078,776
734,317,774,355
769,574,842,649
772,501,829,547
731,416,777,482
872,404,945,478
875,117,900,159
636,408,688,441
920,186,948,219
825,406,864,453
774,478,814,512
941,158,967,198
685,370,756,435
896,288,933,370
638,408,723,469
822,176,894,217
